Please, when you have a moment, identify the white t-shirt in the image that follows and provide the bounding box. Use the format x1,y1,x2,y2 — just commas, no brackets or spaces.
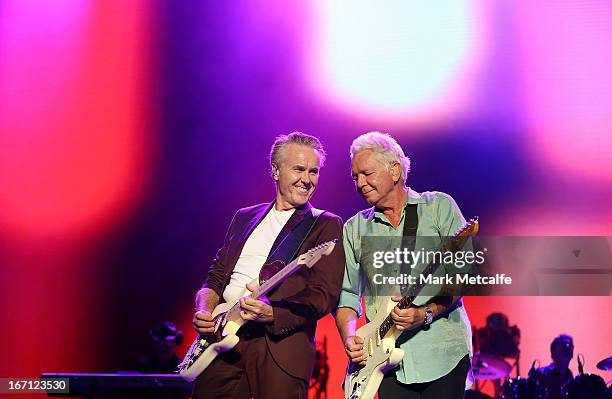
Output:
222,206,295,303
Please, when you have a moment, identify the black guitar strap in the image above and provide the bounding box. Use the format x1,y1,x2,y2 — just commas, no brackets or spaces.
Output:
265,208,325,265
402,203,419,237
401,204,419,296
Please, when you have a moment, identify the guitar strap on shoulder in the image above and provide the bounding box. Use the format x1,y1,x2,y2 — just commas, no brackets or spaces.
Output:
266,208,325,265
401,204,419,296
402,203,419,237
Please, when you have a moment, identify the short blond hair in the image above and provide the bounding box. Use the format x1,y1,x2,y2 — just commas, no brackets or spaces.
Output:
269,132,326,175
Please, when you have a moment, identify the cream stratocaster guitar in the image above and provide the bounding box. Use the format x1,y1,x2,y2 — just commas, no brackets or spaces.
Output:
343,217,479,399
178,239,337,382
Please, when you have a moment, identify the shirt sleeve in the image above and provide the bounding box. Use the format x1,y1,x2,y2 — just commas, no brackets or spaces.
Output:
435,192,467,236
435,193,478,288
337,219,364,317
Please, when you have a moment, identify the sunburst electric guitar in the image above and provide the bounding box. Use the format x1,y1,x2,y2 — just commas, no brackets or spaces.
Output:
343,217,479,399
178,239,337,382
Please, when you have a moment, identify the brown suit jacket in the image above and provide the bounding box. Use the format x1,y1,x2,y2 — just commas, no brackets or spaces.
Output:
203,202,345,381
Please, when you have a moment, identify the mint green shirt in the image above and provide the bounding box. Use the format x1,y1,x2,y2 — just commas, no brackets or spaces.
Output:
339,188,473,385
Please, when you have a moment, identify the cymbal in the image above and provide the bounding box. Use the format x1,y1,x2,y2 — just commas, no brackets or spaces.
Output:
472,352,512,380
596,356,612,371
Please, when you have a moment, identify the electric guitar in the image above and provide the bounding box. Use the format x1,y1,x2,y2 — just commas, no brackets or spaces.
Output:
178,239,338,382
343,217,479,399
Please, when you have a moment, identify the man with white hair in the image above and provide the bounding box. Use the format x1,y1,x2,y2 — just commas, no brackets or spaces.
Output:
335,132,473,399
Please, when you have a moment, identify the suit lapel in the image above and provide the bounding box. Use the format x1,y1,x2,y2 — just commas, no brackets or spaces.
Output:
227,202,274,269
242,202,273,242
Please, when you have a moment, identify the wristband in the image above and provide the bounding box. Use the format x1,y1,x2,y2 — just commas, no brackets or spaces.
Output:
424,305,434,325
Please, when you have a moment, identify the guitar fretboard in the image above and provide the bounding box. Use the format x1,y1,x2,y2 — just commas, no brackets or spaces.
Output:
224,257,304,320
378,259,438,338
253,258,303,299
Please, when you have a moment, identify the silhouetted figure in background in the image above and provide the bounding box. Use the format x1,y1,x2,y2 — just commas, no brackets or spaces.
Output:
530,334,574,399
478,313,520,360
474,311,521,396
135,322,184,374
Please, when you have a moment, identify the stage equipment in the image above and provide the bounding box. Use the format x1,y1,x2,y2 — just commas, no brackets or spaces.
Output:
472,352,512,381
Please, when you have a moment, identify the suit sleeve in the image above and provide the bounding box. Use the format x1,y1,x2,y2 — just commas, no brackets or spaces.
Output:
202,210,240,299
266,215,346,336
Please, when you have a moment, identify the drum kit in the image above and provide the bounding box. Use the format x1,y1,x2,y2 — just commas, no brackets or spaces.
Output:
466,354,612,399
468,314,611,398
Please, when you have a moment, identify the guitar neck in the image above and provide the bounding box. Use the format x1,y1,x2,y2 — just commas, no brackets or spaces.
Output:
378,236,465,337
223,258,303,323
251,258,302,299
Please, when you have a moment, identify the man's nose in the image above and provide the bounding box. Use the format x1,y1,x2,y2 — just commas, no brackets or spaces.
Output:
299,171,312,185
356,175,366,188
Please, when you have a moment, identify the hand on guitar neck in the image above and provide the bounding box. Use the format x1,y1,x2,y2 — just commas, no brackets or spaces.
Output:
389,297,426,331
389,296,459,332
238,283,274,323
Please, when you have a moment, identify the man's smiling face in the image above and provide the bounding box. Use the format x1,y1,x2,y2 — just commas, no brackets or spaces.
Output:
274,143,321,210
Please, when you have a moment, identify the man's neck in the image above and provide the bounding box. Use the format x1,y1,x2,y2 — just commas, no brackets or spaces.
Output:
274,195,297,211
553,360,570,374
275,203,294,211
274,197,306,212
378,186,408,227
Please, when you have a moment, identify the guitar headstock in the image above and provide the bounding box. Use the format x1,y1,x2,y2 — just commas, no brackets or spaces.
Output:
454,216,479,238
297,239,337,268
444,217,479,252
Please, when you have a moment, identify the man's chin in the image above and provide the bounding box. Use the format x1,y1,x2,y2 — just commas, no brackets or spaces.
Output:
302,191,314,202
289,196,310,208
361,194,377,205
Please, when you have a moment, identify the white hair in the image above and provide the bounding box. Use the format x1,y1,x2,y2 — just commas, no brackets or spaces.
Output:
350,131,411,183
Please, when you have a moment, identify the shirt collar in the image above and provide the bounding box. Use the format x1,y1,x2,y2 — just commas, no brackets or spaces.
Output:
367,187,425,221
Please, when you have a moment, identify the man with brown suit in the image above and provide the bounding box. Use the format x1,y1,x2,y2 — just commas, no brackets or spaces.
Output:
191,132,345,399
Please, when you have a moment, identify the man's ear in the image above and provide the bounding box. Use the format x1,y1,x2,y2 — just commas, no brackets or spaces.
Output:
390,162,402,183
271,164,279,180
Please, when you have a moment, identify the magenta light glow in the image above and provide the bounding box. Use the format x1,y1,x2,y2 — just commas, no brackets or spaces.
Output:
0,1,153,238
516,1,612,182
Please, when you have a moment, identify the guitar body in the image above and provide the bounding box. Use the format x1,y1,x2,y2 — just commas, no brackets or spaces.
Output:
179,285,251,382
178,239,338,382
344,297,404,399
